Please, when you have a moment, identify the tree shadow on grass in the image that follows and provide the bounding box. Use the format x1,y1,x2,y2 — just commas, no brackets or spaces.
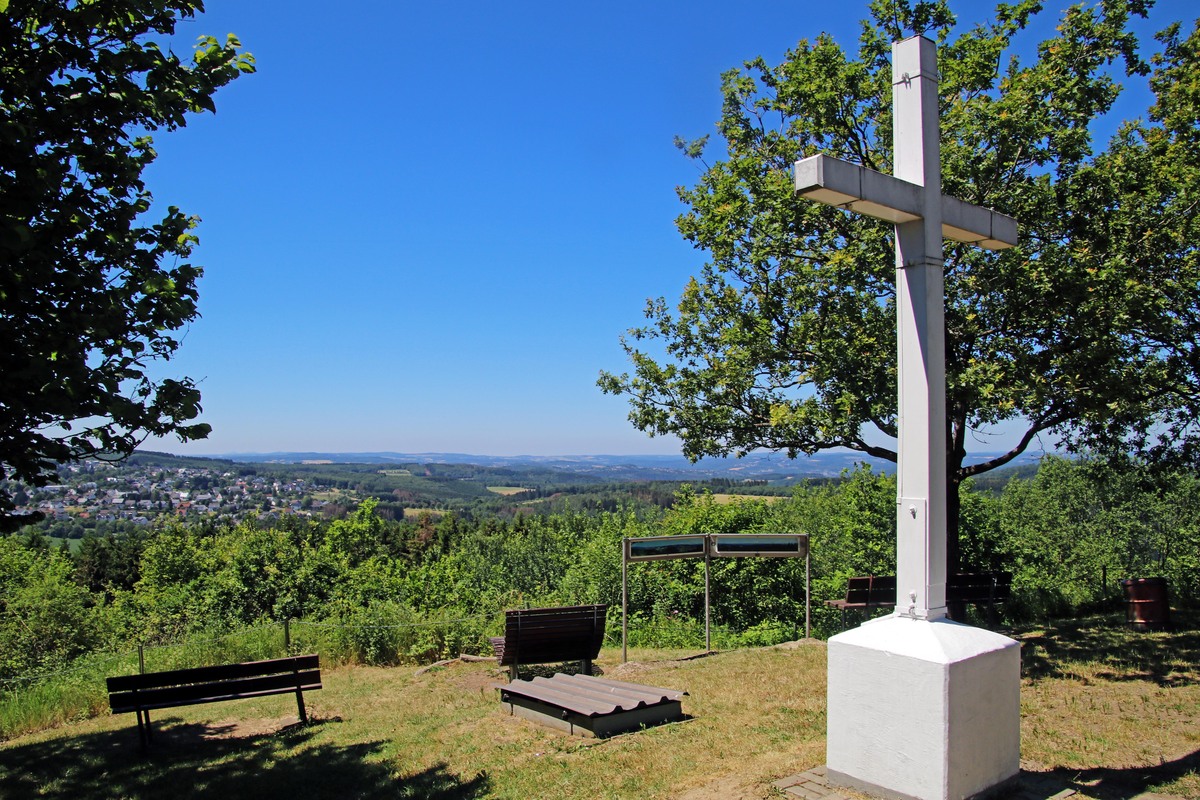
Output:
1019,748,1200,799
0,717,490,800
1018,610,1199,686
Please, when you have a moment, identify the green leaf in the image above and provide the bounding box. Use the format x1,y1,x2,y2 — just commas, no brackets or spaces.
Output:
0,0,252,523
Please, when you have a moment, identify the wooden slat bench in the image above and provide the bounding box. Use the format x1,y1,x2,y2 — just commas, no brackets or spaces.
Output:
947,572,1012,625
826,573,1012,630
489,604,607,679
107,654,322,747
825,575,896,630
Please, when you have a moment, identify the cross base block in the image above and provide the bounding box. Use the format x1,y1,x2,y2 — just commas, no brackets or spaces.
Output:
826,615,1020,800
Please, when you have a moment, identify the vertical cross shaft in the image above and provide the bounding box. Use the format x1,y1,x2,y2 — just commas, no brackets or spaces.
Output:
892,36,947,620
794,36,1017,622
798,36,1024,800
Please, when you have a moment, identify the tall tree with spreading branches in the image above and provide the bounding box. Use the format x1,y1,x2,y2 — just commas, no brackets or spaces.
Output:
0,0,254,529
599,0,1200,570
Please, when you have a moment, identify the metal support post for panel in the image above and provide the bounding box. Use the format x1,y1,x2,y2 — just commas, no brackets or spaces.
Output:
704,549,711,652
621,540,628,663
805,551,811,640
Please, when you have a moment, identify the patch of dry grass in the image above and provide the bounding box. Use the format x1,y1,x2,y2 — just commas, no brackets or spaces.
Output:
400,507,445,520
309,644,828,799
0,644,826,800
710,493,788,505
1015,612,1200,799
1,615,1196,799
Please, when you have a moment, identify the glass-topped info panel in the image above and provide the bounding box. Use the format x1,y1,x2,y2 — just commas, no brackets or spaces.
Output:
624,535,707,562
709,533,808,559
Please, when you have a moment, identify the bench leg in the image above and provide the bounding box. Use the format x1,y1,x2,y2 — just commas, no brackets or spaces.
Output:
582,658,592,677
509,664,518,681
295,690,309,724
135,708,152,748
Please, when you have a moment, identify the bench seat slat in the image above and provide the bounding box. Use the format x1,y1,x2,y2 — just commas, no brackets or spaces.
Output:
505,620,605,633
505,621,605,633
506,635,601,642
826,576,895,610
504,604,604,616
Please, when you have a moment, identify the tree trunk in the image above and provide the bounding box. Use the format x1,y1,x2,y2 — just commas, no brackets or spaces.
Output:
946,474,966,621
946,474,962,574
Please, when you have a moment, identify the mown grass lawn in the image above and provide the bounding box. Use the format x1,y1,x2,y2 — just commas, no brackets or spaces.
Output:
1,614,1196,800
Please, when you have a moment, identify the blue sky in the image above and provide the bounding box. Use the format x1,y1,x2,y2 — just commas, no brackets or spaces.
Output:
142,0,1196,457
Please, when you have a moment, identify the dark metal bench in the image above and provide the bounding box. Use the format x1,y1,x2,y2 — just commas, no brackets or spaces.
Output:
107,654,322,747
489,604,607,679
824,575,896,629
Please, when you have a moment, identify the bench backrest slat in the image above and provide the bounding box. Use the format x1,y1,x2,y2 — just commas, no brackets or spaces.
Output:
109,669,322,713
107,654,319,694
947,573,1013,603
497,604,606,667
840,574,1014,606
843,576,895,605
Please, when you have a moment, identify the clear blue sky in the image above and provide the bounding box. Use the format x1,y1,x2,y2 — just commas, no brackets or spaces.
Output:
142,0,1196,457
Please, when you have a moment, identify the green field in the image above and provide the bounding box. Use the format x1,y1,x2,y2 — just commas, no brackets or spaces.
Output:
710,493,788,505
44,537,83,554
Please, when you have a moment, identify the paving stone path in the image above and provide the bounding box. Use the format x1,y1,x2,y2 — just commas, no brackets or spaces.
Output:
770,766,1189,800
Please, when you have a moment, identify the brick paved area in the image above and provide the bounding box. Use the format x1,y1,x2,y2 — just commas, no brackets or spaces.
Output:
771,766,1189,800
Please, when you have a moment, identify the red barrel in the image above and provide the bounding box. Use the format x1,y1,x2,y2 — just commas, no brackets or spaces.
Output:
1121,577,1171,631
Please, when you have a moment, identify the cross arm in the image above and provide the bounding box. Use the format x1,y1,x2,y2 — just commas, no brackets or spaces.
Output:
794,154,1017,250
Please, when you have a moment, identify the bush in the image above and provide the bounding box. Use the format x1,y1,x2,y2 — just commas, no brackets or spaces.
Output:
319,602,495,666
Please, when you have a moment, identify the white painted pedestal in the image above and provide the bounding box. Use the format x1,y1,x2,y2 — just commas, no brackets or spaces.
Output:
826,615,1021,800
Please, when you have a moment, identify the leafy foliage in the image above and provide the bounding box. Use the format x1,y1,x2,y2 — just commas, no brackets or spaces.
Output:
0,537,106,678
0,1,254,528
2,457,1198,691
997,456,1200,618
599,0,1200,566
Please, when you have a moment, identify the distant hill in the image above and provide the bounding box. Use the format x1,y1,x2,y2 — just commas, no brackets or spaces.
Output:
154,449,1047,483
27,449,1052,535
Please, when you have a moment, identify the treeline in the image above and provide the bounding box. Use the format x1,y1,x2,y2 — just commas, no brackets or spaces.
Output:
478,479,792,517
2,456,1196,687
353,479,794,522
22,517,147,544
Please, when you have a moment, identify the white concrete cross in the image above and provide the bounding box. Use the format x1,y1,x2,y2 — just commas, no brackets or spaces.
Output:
794,35,1017,621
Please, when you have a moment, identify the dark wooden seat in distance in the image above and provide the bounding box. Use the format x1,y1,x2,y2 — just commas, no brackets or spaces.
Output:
825,575,897,629
947,572,1012,626
489,604,607,679
107,654,322,747
826,573,1011,630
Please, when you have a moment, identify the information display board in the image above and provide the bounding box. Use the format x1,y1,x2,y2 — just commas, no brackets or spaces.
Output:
624,535,708,562
709,533,808,558
621,532,811,660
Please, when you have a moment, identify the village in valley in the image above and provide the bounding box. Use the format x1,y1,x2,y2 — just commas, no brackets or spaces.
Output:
11,460,337,527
